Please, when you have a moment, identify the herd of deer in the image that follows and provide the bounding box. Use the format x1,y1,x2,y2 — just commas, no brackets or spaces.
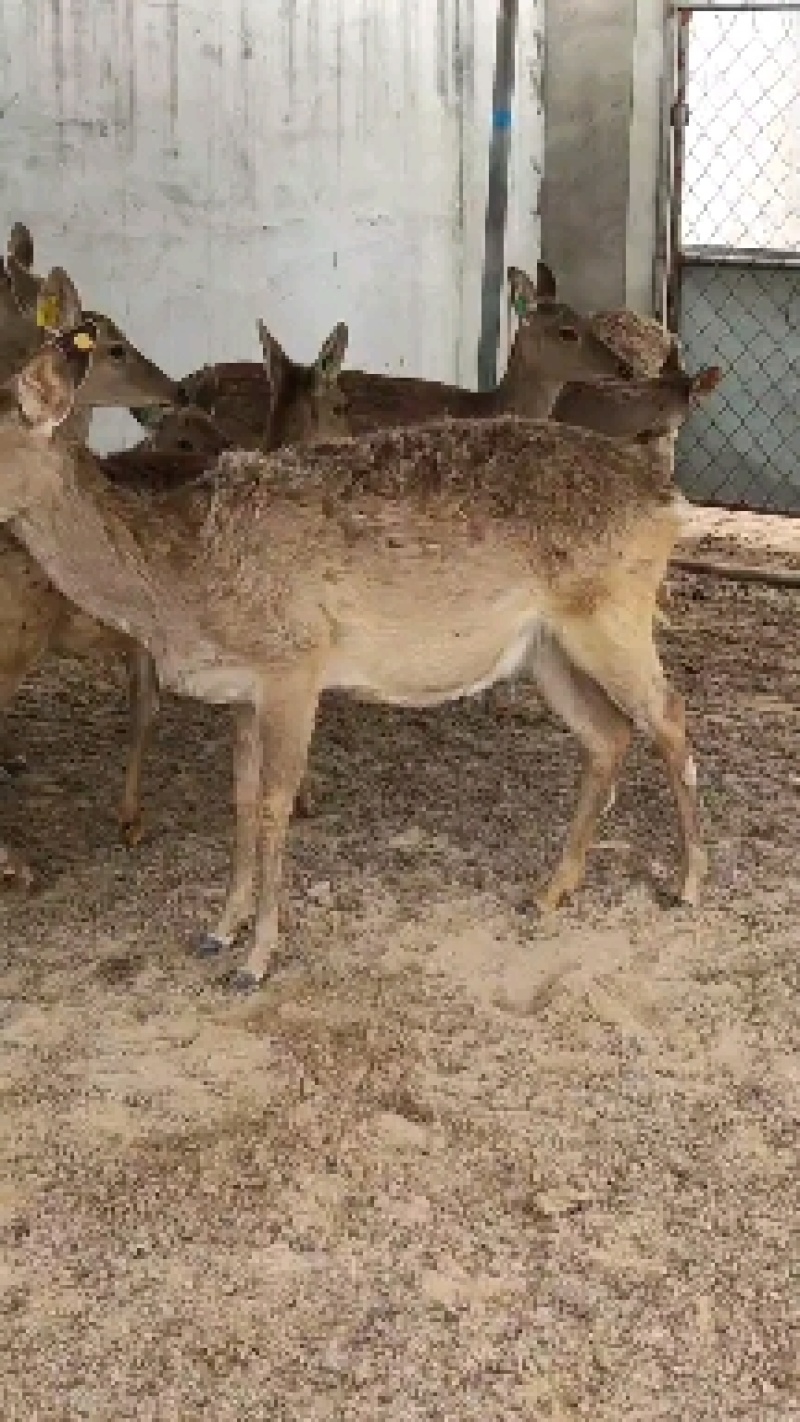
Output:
0,220,724,990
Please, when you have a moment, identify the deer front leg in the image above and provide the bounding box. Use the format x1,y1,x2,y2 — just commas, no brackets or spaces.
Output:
118,645,160,847
230,678,320,992
197,702,264,959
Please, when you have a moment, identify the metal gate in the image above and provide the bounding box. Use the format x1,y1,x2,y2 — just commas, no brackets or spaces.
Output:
663,2,800,513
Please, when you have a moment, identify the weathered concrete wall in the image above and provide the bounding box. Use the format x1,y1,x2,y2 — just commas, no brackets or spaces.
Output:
540,0,664,315
0,0,544,451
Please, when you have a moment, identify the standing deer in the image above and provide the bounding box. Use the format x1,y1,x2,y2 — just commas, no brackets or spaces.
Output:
0,270,350,870
0,311,721,988
0,264,177,878
101,265,654,838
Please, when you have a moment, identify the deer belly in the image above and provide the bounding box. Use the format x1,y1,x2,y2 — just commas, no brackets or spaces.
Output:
325,618,539,707
163,660,262,704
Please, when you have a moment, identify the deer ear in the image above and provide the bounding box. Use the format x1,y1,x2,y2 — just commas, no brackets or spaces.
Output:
691,365,723,397
16,346,81,433
8,222,34,271
535,260,557,302
507,266,540,319
660,337,682,375
314,322,348,384
256,318,288,401
36,267,83,333
0,259,22,318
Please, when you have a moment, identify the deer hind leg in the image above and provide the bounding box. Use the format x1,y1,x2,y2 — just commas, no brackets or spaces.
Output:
197,702,264,959
0,672,30,779
555,614,706,907
0,670,38,888
528,633,633,911
118,646,160,847
232,677,320,992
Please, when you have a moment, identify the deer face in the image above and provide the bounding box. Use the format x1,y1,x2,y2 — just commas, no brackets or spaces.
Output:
507,262,635,384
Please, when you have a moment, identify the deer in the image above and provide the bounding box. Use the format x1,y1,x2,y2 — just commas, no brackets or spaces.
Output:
0,300,722,989
0,272,350,876
0,232,176,435
96,266,656,838
129,262,637,453
549,339,719,443
0,260,176,873
130,262,680,458
126,293,717,823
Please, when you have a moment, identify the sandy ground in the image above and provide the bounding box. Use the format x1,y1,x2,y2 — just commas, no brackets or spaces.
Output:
0,519,798,1420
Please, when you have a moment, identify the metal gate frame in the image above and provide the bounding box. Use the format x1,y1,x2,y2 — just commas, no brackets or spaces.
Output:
657,1,800,515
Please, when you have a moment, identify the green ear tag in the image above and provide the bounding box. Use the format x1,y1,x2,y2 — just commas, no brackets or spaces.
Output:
513,295,527,319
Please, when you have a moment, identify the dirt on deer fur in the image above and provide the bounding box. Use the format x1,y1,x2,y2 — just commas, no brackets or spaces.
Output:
0,551,796,1421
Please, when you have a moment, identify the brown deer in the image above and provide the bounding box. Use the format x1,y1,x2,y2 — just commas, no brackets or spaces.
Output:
0,264,177,875
133,318,350,457
0,313,721,988
106,270,653,837
0,272,350,867
119,273,696,825
129,262,636,449
551,339,721,442
126,318,720,828
0,239,177,431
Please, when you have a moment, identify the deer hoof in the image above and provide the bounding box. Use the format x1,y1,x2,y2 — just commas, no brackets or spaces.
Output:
228,969,261,995
294,784,314,818
0,754,28,780
195,933,228,959
0,847,34,891
119,817,145,849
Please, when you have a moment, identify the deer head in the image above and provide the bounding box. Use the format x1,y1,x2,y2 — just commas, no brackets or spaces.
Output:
256,318,350,447
506,261,635,385
0,317,95,518
31,267,176,412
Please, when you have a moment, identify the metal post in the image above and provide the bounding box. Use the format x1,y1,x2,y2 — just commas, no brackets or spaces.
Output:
477,0,519,391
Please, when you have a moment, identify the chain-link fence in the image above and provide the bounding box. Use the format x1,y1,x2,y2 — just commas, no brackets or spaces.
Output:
671,3,800,513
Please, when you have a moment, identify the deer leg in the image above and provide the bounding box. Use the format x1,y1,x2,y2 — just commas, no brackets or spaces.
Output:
231,678,320,992
528,634,633,911
118,646,160,847
197,702,264,958
0,665,35,779
555,617,706,906
647,685,706,905
0,671,38,884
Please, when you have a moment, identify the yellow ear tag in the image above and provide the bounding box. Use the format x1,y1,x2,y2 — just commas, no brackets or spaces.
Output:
36,294,61,330
72,331,95,351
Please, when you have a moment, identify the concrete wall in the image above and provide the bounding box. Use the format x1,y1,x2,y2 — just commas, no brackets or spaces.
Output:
0,0,544,451
540,0,665,315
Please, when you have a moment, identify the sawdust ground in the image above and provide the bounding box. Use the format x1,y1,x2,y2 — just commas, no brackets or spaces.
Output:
0,531,797,1420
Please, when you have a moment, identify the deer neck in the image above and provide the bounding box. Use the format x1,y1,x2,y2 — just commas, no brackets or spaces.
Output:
9,445,199,674
497,339,563,420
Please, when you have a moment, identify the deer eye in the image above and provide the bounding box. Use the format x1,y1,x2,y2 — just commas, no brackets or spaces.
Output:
558,326,580,343
108,343,126,362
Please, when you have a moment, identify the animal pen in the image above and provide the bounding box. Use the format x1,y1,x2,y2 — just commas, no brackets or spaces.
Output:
0,4,797,1420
